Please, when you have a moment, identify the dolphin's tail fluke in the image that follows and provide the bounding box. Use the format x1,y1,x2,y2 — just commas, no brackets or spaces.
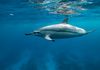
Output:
87,29,96,34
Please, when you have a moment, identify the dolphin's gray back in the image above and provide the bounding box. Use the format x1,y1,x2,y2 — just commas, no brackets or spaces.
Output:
39,24,77,32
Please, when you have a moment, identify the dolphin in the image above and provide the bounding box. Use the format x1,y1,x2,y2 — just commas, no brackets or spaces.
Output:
25,18,92,41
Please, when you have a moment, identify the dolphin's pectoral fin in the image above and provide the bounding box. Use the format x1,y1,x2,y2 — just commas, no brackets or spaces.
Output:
45,34,52,40
45,34,55,41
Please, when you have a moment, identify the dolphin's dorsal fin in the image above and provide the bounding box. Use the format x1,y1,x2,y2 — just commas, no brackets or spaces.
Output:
61,18,69,24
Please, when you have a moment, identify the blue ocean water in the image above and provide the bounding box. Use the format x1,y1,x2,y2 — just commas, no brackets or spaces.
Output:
0,0,100,70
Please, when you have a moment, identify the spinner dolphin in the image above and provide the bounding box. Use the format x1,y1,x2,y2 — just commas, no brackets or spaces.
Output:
25,18,92,41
